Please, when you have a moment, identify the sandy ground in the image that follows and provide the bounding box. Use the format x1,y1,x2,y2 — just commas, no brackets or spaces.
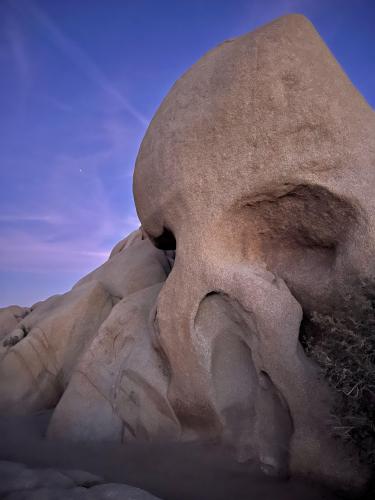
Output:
0,412,344,500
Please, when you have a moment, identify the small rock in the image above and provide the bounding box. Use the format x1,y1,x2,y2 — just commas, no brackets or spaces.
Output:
90,483,163,500
0,461,75,495
0,461,38,495
62,469,103,487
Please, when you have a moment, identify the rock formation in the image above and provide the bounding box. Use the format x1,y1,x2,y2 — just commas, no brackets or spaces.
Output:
1,14,374,497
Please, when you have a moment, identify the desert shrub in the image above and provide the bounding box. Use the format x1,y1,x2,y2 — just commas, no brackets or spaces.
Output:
300,278,375,468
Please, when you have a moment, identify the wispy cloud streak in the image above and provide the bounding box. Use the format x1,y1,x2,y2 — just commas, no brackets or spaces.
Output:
1,1,144,288
0,113,141,277
0,214,64,223
6,0,149,126
5,16,31,82
0,212,140,274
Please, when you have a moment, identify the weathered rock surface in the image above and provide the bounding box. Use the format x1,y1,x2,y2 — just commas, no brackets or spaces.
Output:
0,281,113,414
73,229,171,299
1,13,374,497
47,282,179,443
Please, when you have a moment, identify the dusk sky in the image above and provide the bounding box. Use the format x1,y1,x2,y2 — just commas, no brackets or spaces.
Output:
0,0,374,307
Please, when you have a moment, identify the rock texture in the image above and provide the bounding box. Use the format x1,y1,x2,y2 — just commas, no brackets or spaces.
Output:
1,13,374,497
0,230,170,418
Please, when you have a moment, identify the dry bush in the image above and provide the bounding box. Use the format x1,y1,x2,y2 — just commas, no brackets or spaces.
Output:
300,278,375,468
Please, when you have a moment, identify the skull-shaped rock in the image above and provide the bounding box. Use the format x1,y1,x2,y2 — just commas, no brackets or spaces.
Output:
134,14,375,488
0,13,374,497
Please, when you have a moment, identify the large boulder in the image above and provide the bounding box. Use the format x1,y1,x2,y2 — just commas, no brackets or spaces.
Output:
133,13,375,490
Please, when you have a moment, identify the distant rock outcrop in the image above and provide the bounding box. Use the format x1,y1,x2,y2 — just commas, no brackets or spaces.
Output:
1,14,375,497
0,306,30,347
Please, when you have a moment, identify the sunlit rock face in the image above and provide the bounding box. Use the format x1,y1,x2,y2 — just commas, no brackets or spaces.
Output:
1,14,374,495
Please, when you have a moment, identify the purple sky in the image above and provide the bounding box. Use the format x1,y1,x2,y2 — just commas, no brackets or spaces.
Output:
0,0,374,307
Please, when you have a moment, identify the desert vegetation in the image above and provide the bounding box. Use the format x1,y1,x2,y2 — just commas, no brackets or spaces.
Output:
300,278,375,469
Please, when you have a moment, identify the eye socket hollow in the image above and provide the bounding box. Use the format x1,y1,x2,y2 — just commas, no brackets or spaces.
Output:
243,183,358,251
151,227,176,250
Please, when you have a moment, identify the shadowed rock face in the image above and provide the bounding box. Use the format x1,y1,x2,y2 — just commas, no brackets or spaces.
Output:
1,14,374,497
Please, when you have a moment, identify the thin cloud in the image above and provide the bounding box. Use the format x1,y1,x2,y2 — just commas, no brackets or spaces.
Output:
0,214,65,224
0,230,110,273
0,209,139,274
0,136,140,275
43,95,73,113
5,16,31,82
6,0,149,126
